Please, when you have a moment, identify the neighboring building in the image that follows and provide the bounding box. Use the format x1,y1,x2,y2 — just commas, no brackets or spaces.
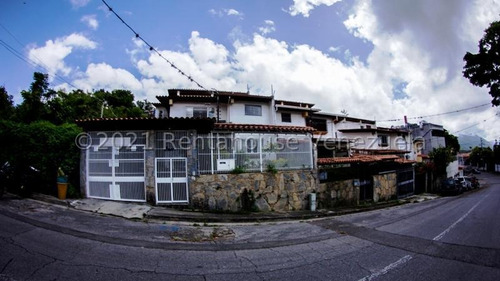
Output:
317,154,415,205
308,113,411,159
308,113,376,158
408,121,446,158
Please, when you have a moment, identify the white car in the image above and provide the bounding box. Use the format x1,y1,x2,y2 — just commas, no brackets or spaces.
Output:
456,176,472,190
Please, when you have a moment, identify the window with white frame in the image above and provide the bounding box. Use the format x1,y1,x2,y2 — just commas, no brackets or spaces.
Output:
245,104,262,116
186,107,215,118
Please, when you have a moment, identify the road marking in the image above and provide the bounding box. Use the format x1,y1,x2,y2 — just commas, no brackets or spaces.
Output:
432,196,486,241
358,255,412,281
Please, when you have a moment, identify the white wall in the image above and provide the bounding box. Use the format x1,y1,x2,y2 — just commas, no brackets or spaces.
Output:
446,160,459,178
341,132,379,150
228,102,271,124
275,111,306,126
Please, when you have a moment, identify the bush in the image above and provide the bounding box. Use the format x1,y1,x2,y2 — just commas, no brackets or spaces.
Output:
0,120,82,196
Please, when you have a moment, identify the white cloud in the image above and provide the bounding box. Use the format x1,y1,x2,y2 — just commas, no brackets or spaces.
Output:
59,0,500,141
73,63,143,93
81,14,99,30
259,20,276,35
342,0,500,139
208,8,244,19
226,9,241,16
70,0,90,9
28,33,96,79
288,0,342,17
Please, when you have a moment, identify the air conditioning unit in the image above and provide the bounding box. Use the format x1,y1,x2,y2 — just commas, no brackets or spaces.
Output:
217,159,235,171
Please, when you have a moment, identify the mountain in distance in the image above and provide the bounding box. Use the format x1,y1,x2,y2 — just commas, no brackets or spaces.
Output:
458,134,493,151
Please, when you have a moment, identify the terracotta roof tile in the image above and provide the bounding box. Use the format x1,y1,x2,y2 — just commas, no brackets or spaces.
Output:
214,123,315,133
318,154,402,165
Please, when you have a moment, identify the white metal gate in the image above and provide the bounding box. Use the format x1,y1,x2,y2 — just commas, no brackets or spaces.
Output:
155,158,189,203
87,145,146,202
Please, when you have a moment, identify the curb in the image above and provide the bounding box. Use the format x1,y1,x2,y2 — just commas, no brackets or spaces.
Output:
144,201,405,223
26,192,408,223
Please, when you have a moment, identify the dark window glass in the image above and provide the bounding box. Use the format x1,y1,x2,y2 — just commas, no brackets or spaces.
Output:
245,105,262,116
379,135,388,147
281,113,291,123
193,107,208,118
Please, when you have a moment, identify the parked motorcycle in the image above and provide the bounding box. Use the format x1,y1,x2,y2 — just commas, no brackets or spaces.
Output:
0,161,40,198
470,176,480,189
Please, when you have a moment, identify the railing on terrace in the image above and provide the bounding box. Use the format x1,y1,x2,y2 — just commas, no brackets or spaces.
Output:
196,133,314,174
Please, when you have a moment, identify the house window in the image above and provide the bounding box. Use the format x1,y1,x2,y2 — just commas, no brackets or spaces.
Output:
308,118,327,132
379,135,389,147
245,105,262,116
186,107,215,118
281,113,291,123
193,107,207,118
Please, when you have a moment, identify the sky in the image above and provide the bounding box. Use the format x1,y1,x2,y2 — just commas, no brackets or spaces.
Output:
1,0,500,141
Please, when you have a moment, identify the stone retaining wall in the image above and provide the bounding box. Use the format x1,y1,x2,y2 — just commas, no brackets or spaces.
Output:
373,173,397,202
189,170,318,212
318,179,359,208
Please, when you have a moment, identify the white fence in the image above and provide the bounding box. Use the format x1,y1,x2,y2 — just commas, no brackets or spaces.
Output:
196,133,314,174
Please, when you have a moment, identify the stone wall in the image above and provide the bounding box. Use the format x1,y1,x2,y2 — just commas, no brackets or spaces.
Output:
189,170,318,212
373,173,397,202
318,179,359,208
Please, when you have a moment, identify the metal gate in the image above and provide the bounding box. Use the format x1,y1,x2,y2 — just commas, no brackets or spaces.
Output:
397,168,415,198
359,178,373,201
87,136,146,202
155,158,189,203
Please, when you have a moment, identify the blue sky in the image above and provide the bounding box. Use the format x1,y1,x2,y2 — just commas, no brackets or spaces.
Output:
1,0,499,140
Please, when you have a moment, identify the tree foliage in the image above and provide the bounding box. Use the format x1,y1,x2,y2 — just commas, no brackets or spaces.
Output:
1,72,153,197
469,146,494,171
0,86,14,120
429,147,454,176
463,21,500,106
444,130,460,155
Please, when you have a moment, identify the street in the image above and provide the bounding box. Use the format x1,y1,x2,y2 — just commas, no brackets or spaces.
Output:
1,173,499,280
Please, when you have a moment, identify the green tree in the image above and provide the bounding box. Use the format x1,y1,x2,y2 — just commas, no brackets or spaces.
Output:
444,130,460,155
463,20,500,106
469,146,494,171
0,86,14,120
429,147,454,176
15,72,55,122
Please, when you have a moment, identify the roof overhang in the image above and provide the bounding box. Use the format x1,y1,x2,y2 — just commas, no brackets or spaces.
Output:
75,117,216,133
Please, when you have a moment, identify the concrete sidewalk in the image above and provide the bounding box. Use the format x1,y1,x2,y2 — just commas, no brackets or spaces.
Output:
30,193,429,223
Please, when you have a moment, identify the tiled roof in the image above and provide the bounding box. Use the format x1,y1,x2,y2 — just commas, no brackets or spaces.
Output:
338,127,409,134
214,123,316,133
352,148,411,154
318,154,401,165
394,158,417,164
158,89,273,101
275,99,315,107
75,117,212,122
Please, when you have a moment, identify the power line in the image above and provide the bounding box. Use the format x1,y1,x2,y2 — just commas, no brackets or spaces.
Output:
453,113,499,134
378,103,491,122
0,39,78,89
101,0,210,92
0,22,79,89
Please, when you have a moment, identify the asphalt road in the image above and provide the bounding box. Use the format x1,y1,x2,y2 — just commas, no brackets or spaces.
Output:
1,173,500,280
